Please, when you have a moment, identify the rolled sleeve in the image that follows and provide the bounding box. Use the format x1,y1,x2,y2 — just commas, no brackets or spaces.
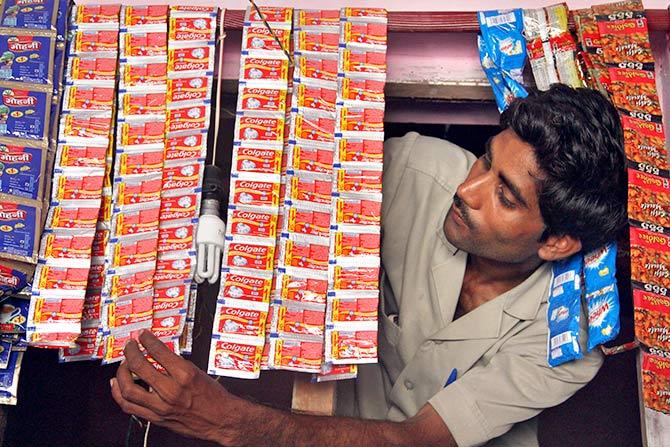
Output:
429,380,491,447
427,318,603,447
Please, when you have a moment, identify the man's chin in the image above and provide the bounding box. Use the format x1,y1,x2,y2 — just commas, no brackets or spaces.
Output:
443,217,469,252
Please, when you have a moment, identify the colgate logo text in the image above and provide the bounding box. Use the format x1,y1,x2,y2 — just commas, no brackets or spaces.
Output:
231,244,267,254
228,275,265,287
219,342,255,354
223,307,261,319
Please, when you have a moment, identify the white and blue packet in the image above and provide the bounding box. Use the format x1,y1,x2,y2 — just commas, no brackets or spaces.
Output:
477,9,528,112
547,242,621,367
547,252,583,367
583,242,620,351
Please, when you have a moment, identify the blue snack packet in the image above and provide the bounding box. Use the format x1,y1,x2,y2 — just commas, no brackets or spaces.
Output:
0,83,51,145
547,252,583,367
0,142,45,200
0,339,11,369
52,0,67,96
50,42,64,132
0,32,55,85
10,338,26,351
0,262,28,298
0,196,40,263
55,0,67,42
502,73,527,105
0,295,29,334
477,35,513,112
0,0,59,31
0,350,23,405
478,9,526,82
583,242,620,351
51,1,67,136
477,9,528,112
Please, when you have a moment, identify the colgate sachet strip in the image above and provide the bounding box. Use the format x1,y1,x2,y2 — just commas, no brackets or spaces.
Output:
324,322,378,365
223,237,275,273
227,206,278,240
208,336,264,379
229,175,281,208
214,298,268,341
268,337,323,373
242,25,291,53
232,145,283,176
153,281,189,313
210,5,291,378
220,269,273,305
276,268,329,306
270,301,326,339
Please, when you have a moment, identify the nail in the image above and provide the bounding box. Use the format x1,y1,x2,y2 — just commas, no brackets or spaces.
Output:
110,378,114,388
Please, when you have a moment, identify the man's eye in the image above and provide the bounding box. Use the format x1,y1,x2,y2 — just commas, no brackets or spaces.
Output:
497,185,516,209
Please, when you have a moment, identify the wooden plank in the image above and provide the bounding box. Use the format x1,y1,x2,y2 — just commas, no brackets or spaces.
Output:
386,81,492,101
643,407,670,447
222,78,494,101
641,344,670,447
291,375,337,416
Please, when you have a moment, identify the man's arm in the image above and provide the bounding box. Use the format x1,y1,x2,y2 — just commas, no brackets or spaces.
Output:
110,330,456,447
237,401,454,447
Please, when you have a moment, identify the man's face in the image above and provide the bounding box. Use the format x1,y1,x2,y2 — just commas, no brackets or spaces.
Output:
443,129,547,264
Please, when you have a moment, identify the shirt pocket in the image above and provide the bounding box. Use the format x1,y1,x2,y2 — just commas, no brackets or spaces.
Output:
380,288,401,346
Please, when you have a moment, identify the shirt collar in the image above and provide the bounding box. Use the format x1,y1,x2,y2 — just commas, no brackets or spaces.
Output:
502,262,552,320
436,205,459,256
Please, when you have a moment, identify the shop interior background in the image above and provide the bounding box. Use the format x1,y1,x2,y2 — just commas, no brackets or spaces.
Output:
0,1,668,446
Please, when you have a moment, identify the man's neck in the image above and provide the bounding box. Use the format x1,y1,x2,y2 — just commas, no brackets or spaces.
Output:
466,254,542,286
455,254,543,318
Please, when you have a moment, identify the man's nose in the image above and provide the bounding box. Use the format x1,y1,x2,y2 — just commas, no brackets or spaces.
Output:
455,171,489,211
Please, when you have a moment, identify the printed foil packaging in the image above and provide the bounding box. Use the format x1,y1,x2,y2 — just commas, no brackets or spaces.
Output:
210,7,386,380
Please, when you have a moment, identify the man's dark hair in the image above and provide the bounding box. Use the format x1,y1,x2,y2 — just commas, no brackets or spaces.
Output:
500,84,627,253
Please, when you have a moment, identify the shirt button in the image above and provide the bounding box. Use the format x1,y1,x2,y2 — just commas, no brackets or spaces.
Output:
421,341,433,350
404,380,414,390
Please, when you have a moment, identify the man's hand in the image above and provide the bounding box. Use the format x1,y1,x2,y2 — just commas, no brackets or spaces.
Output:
110,330,244,445
110,330,457,447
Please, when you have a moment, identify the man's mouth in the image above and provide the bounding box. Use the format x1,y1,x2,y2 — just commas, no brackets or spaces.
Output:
451,196,471,229
451,206,467,227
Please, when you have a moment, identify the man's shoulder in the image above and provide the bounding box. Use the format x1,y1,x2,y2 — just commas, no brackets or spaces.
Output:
385,132,477,185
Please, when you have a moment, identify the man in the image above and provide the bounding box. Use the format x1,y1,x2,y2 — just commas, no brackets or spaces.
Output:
111,85,627,446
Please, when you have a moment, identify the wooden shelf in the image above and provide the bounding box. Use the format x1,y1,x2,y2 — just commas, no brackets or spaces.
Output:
386,81,493,101
220,79,493,101
223,9,670,32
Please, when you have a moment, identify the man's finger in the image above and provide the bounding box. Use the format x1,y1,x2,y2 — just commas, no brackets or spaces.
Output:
123,339,178,401
116,361,175,413
111,378,164,423
137,330,187,377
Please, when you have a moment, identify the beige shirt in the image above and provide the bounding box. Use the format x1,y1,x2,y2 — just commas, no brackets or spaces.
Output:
337,132,604,447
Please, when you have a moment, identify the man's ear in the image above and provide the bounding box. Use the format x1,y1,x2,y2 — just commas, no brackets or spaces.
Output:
537,234,582,261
